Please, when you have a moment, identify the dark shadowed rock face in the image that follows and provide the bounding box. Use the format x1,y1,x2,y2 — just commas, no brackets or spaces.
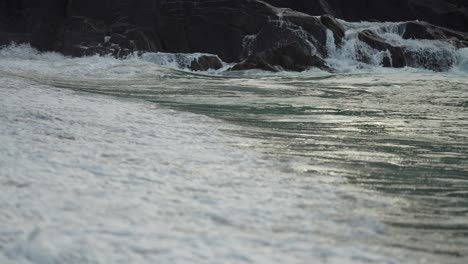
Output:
154,0,331,63
156,0,271,62
403,49,457,72
0,0,67,50
260,0,332,17
61,16,161,58
403,21,468,48
230,55,280,72
320,15,345,46
264,0,468,32
242,10,329,58
231,42,332,72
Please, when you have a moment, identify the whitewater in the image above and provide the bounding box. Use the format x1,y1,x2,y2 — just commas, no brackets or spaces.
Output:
1,21,468,264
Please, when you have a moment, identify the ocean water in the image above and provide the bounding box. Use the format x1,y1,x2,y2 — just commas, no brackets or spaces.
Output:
0,41,467,264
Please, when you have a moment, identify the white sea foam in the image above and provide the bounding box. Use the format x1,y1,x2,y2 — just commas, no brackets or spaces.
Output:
453,48,468,73
140,52,233,73
1,43,467,263
0,44,404,264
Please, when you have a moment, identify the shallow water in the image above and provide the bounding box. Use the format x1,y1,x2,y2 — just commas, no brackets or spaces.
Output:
1,46,468,263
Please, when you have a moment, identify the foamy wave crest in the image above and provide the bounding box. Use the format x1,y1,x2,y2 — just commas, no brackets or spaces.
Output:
0,44,172,81
0,44,230,75
0,43,64,61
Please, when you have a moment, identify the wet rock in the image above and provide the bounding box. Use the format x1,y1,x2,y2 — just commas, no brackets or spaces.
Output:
403,21,468,40
262,0,333,17
189,55,224,71
62,16,108,57
125,28,161,52
282,11,329,55
157,0,276,62
230,55,280,72
248,18,326,58
320,15,346,46
109,33,127,46
403,49,457,72
358,30,406,68
60,15,162,58
231,42,332,72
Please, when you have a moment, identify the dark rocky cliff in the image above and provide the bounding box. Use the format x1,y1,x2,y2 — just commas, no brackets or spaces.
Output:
264,0,468,32
1,0,467,72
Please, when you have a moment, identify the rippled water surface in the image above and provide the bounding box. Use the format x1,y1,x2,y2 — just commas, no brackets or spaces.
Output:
1,47,468,263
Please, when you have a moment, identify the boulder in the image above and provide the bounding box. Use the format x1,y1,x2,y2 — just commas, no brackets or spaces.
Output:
403,49,457,72
230,55,280,72
402,21,468,48
358,30,406,68
157,1,331,63
156,0,276,62
189,55,224,71
320,15,346,46
231,42,332,72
